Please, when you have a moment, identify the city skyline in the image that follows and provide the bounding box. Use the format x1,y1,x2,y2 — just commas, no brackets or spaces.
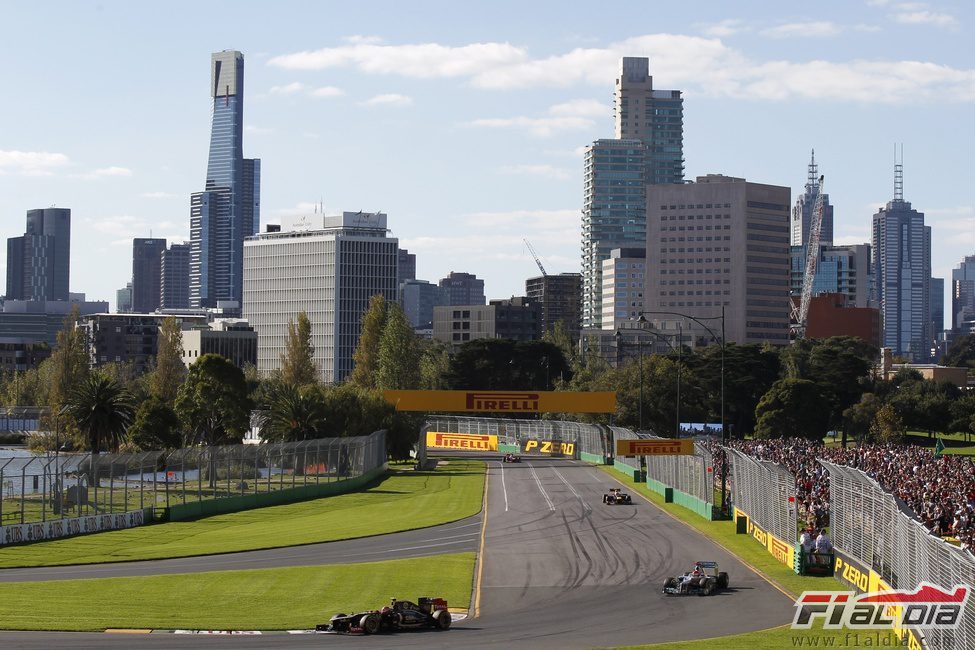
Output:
1,1,973,311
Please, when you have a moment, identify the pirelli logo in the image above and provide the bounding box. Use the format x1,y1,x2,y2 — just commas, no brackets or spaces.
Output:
383,390,615,413
615,439,695,456
426,432,498,451
465,392,539,412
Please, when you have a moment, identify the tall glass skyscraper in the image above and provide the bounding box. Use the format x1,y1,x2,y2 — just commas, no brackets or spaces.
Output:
6,208,71,302
190,50,260,308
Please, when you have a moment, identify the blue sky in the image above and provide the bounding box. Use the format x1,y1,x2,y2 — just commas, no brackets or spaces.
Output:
2,0,973,312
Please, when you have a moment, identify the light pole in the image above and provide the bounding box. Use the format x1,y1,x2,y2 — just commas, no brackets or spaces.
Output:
638,307,727,514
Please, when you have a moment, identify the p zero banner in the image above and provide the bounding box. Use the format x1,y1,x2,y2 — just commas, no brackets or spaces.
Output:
425,432,498,452
523,440,575,456
735,507,795,569
384,390,616,414
616,438,695,456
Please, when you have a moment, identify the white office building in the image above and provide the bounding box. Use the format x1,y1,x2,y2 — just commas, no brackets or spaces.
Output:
243,212,398,383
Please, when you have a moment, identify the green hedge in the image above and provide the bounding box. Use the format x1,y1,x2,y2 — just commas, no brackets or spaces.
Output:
166,465,388,521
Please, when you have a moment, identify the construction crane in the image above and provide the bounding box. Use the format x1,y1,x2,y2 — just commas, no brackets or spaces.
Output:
793,174,826,339
524,239,547,277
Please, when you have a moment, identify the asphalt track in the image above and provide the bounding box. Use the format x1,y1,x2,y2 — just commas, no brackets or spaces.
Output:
0,455,794,649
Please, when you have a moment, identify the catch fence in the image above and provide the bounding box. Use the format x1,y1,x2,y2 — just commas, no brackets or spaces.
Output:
725,447,797,547
423,416,608,460
823,461,975,650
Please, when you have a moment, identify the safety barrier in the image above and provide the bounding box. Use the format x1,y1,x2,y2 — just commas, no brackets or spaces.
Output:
423,416,610,461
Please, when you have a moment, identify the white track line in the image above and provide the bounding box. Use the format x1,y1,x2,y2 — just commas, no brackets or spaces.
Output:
552,466,591,513
528,462,556,511
496,461,509,512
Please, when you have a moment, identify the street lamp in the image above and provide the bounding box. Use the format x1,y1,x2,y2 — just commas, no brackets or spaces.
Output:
638,307,727,514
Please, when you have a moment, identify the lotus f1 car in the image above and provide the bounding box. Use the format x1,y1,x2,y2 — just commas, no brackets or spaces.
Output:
502,453,521,463
603,487,632,505
317,597,451,634
662,561,729,596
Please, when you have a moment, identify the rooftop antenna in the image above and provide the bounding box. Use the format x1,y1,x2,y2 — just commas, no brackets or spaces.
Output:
806,149,819,193
893,143,904,201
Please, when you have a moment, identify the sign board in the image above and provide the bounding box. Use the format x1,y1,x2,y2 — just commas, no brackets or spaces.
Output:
615,438,695,456
523,439,575,456
385,390,616,414
425,432,498,451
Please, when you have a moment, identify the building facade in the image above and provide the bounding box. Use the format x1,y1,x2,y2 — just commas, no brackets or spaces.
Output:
181,318,257,369
189,50,261,308
161,242,191,309
645,175,792,346
790,151,834,247
116,282,133,313
930,277,944,339
599,248,645,330
438,271,485,306
399,279,443,329
526,272,582,340
951,255,975,331
78,312,208,373
243,212,398,383
398,249,416,285
132,238,166,313
432,297,540,347
6,208,71,302
790,244,872,308
802,293,881,346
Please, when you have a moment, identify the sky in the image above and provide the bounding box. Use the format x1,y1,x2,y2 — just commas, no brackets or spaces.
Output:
1,0,973,313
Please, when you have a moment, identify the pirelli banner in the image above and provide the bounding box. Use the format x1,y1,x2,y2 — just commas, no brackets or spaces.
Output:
426,431,498,452
734,507,795,569
616,438,695,456
384,390,616,414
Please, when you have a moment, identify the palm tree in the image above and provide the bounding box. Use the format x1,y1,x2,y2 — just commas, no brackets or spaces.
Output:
65,373,135,453
262,382,328,442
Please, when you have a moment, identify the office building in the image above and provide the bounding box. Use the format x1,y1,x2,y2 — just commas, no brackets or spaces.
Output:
116,282,133,313
78,312,208,373
398,249,416,284
6,208,71,302
181,318,257,369
189,50,261,308
930,277,944,336
871,162,932,361
599,249,645,331
526,272,582,340
399,279,443,329
438,272,485,306
433,297,540,347
645,174,792,345
161,243,191,309
132,238,166,313
243,212,397,383
0,298,107,351
951,255,975,330
791,151,834,247
802,293,881,346
790,244,872,308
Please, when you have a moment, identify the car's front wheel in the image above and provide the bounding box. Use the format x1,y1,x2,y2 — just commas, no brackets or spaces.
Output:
360,613,381,634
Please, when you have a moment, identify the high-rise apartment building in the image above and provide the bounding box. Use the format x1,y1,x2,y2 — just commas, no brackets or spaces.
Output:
582,57,684,330
791,151,834,247
930,277,944,337
438,272,485,306
398,249,416,284
116,282,133,313
6,208,71,302
526,272,582,340
161,243,191,309
190,50,261,308
243,212,397,383
132,238,166,313
645,175,791,345
871,164,932,361
599,248,645,330
789,244,872,308
399,279,443,329
951,255,975,330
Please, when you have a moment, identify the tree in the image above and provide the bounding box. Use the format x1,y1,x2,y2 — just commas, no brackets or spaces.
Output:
0,368,46,407
542,320,577,372
418,341,452,390
319,383,392,439
871,404,906,443
806,337,878,442
261,382,328,442
128,397,182,450
754,378,829,440
944,333,975,369
175,354,251,447
47,306,90,414
150,317,186,403
376,303,420,390
64,372,135,453
280,311,318,387
446,339,569,391
843,393,882,444
348,294,388,389
687,343,780,437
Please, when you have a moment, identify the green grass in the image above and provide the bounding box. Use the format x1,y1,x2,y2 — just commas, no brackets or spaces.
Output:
0,552,475,631
0,460,484,568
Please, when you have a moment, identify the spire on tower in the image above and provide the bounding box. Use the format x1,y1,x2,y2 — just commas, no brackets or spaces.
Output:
893,143,904,202
805,149,820,193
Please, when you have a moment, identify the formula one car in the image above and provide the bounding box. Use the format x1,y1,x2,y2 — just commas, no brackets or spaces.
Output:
662,561,729,596
502,453,521,463
316,597,451,634
603,487,632,505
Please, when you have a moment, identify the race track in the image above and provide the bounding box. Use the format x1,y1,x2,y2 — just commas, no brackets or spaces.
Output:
0,456,794,649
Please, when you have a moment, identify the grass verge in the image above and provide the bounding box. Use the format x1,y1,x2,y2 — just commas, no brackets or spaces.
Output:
0,460,484,568
0,552,475,631
597,465,901,650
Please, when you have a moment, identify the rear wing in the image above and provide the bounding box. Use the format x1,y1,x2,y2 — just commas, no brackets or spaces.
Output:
696,561,718,569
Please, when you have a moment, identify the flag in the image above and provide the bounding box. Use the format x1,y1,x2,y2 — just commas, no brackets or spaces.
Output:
934,437,945,457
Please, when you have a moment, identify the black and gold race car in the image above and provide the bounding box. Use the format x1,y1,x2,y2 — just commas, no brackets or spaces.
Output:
317,597,452,634
603,487,633,505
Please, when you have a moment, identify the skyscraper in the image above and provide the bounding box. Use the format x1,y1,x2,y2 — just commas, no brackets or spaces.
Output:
871,159,932,361
438,272,485,306
526,272,582,340
6,208,71,302
398,249,416,284
189,50,260,308
790,150,834,247
161,242,191,309
581,57,684,329
951,255,975,330
132,238,166,313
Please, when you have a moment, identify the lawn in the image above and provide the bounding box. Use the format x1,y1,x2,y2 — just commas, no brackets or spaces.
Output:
0,552,475,631
0,459,484,568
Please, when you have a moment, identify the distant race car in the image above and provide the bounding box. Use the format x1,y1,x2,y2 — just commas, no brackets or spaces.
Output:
603,487,632,505
662,561,729,596
317,597,452,634
502,453,521,463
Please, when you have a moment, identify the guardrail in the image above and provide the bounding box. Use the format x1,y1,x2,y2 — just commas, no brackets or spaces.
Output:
422,416,609,461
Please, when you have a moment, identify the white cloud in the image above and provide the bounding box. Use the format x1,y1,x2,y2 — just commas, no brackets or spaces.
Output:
700,19,749,38
761,21,844,38
84,214,188,246
548,98,608,117
343,35,384,45
892,10,958,28
140,191,175,199
469,97,606,137
269,81,307,95
310,85,344,97
272,202,319,218
0,149,70,175
498,164,572,181
72,166,133,180
362,93,413,107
